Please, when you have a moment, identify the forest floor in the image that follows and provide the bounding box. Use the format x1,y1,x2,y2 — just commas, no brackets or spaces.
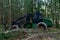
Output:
5,28,60,40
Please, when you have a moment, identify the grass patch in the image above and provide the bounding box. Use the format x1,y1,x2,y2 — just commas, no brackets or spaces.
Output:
0,25,5,32
0,31,20,40
47,28,60,33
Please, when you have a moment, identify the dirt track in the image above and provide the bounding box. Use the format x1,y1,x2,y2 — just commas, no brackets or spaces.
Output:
21,29,60,40
7,29,60,40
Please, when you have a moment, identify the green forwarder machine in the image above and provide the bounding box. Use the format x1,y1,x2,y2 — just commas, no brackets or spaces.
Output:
11,11,54,30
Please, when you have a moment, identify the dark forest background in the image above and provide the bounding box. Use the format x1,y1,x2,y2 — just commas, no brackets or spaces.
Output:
0,0,60,28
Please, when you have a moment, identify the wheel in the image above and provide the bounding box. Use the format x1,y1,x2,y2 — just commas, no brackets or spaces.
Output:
9,25,19,31
38,24,45,30
37,22,47,30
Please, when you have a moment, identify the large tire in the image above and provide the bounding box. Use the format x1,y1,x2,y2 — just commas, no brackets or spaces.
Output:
9,25,19,31
37,22,47,30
